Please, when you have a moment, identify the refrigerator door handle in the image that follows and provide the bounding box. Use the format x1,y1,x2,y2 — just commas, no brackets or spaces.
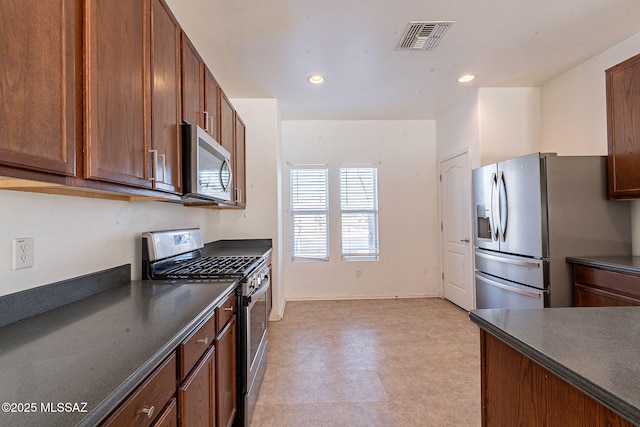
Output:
490,173,500,241
498,171,508,242
475,273,542,299
475,250,541,268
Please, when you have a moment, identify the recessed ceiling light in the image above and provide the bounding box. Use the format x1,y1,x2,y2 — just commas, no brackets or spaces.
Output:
307,74,325,84
457,74,476,83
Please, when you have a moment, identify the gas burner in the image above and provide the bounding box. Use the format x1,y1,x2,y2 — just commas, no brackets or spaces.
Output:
160,256,261,279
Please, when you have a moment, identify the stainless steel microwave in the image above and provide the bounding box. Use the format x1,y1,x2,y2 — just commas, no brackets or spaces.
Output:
182,121,233,204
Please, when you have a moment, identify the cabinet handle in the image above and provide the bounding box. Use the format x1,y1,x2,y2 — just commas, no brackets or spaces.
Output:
148,150,158,182
204,111,210,133
139,405,155,419
209,115,215,135
224,307,233,312
196,337,209,345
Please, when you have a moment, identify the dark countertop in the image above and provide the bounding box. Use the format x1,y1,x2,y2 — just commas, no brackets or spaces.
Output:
469,307,640,425
0,279,237,427
567,255,640,275
202,238,273,258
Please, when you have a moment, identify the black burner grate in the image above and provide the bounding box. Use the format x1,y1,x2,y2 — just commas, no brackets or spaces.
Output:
161,256,260,279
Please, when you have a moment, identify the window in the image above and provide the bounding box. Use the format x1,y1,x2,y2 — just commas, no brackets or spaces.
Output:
290,166,329,261
340,167,379,260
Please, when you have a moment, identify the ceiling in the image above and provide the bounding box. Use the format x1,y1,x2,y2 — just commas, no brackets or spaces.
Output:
164,0,640,120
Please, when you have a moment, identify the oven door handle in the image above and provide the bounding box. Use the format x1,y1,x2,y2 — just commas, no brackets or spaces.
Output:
245,276,270,307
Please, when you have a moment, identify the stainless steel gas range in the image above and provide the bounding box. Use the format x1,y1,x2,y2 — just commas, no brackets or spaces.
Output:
141,228,271,427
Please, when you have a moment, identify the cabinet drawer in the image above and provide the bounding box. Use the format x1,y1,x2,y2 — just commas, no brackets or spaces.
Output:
574,265,640,300
216,291,236,334
575,283,640,307
101,353,176,427
179,313,216,381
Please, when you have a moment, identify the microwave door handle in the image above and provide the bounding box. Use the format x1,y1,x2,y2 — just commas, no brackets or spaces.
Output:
498,172,508,242
220,158,233,192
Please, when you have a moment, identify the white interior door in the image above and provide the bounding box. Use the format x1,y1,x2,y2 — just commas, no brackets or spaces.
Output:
440,151,474,310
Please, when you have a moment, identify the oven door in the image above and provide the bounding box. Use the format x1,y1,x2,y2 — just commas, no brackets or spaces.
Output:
245,273,270,424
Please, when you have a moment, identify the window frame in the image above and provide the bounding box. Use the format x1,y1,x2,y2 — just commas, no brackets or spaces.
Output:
289,164,330,262
339,166,380,261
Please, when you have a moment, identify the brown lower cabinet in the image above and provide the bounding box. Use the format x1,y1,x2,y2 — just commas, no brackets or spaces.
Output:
481,330,634,426
100,289,237,427
153,399,178,427
179,345,216,427
100,353,177,427
572,263,640,307
216,316,237,427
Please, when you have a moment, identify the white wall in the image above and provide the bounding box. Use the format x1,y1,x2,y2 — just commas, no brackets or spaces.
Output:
478,87,541,165
540,32,640,254
281,120,440,300
436,87,541,169
0,191,220,297
225,99,284,318
541,32,640,155
436,90,480,167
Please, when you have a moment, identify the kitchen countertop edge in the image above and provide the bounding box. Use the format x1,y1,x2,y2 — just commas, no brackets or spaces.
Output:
469,310,640,426
567,256,640,275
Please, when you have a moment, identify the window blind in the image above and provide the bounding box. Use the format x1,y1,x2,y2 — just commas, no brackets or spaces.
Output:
290,166,329,261
340,167,379,260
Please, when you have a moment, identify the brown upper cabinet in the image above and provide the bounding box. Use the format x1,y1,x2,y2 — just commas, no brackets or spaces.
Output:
219,92,235,163
606,52,640,199
85,0,152,189
0,0,81,177
234,114,247,207
181,33,220,141
85,0,181,194
181,33,205,130
2,0,245,205
150,0,183,194
219,92,247,208
204,69,221,140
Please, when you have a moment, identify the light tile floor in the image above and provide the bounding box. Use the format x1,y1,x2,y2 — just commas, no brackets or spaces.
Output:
251,298,481,427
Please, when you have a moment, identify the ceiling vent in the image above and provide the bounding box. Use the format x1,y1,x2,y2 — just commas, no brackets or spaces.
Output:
396,21,454,50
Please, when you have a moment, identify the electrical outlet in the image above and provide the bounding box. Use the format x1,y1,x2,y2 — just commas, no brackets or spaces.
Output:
13,238,34,270
355,269,363,278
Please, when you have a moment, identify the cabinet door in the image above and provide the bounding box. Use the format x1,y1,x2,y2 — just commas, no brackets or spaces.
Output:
181,33,204,129
233,114,246,207
85,0,152,188
150,0,181,193
0,0,79,176
219,92,235,156
219,92,236,205
215,316,237,427
204,69,220,140
606,53,640,199
153,399,178,427
179,345,216,427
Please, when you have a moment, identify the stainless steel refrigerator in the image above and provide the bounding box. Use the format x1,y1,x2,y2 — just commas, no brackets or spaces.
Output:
473,152,631,309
